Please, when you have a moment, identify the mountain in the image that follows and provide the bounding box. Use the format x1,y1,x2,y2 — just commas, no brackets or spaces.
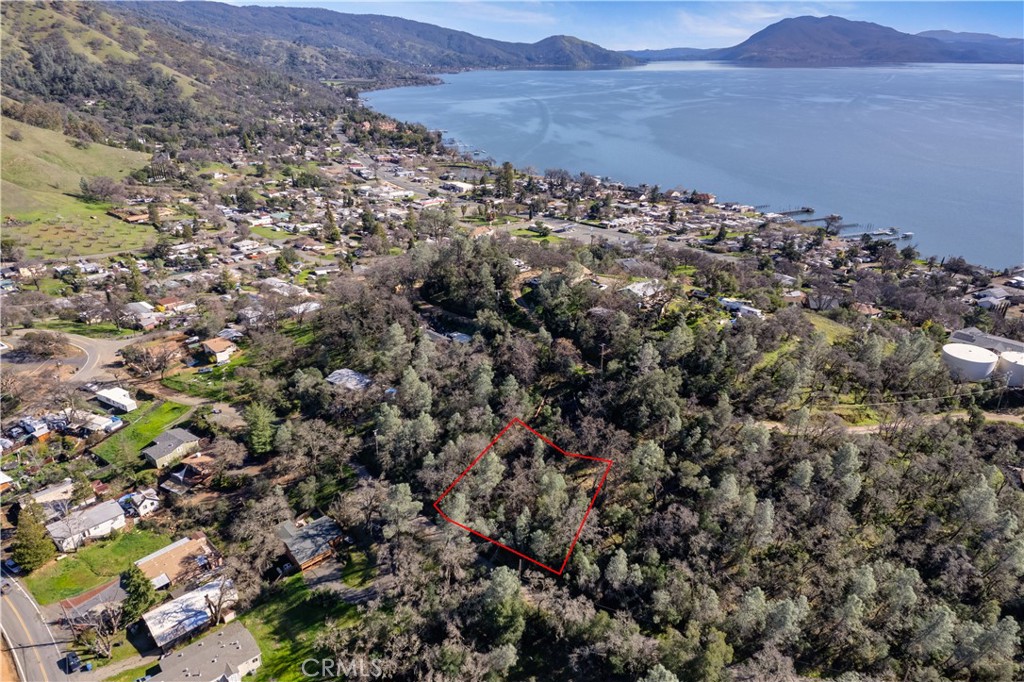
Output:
712,15,1021,65
113,1,640,78
620,47,719,61
918,29,1024,47
623,16,1022,65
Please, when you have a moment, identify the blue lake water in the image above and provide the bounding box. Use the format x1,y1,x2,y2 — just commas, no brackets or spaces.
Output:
365,62,1024,269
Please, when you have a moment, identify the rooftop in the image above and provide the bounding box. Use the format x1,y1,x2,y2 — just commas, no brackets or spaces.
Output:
46,499,124,543
143,428,200,461
325,368,371,390
276,516,343,567
135,533,219,588
149,621,260,682
142,578,236,648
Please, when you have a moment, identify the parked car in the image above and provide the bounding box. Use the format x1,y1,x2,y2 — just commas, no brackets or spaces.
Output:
65,651,82,673
197,367,214,374
4,558,22,575
1,581,12,595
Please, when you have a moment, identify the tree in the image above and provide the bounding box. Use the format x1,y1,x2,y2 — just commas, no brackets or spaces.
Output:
19,331,70,358
79,176,122,203
496,161,516,198
482,567,526,646
244,402,276,456
11,503,55,571
121,564,157,623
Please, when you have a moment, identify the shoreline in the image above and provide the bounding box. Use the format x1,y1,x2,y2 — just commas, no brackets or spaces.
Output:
361,65,1023,273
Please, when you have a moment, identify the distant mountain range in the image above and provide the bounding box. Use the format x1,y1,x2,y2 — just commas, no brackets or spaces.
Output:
623,15,1023,65
115,1,639,80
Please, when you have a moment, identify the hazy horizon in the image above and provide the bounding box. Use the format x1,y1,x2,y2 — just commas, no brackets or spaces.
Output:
224,1,1024,50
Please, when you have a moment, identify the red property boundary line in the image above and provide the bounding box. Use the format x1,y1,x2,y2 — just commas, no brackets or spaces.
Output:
433,417,614,576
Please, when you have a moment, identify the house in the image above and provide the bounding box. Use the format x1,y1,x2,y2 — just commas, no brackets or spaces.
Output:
149,621,261,682
127,488,161,517
23,478,94,522
276,516,344,571
0,471,13,494
201,338,238,364
155,296,188,313
142,578,237,651
135,532,221,590
620,280,664,299
142,428,201,469
79,413,124,435
325,368,371,391
95,387,138,413
852,302,883,318
46,499,126,552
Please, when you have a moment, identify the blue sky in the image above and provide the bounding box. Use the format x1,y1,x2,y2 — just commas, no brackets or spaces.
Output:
230,1,1024,49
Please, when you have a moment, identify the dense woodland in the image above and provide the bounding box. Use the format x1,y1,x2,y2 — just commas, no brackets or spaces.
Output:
148,234,1022,681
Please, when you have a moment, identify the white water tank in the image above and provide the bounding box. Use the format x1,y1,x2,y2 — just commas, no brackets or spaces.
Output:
941,343,998,382
997,351,1024,387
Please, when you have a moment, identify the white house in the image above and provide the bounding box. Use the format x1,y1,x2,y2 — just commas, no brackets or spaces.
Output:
46,500,126,552
128,488,161,517
95,387,138,413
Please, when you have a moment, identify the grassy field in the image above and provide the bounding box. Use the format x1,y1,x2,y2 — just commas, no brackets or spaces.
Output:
241,575,358,682
805,312,852,344
24,530,171,605
511,228,565,244
161,353,246,400
35,319,137,339
93,400,191,469
249,225,285,241
1,115,152,258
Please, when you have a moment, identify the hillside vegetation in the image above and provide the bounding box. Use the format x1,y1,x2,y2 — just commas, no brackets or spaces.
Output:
1,115,151,258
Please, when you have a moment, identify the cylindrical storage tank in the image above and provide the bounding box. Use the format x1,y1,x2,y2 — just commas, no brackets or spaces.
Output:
997,351,1024,387
941,343,998,382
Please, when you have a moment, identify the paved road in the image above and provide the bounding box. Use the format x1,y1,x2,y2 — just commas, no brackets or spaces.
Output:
1,575,67,682
4,329,143,385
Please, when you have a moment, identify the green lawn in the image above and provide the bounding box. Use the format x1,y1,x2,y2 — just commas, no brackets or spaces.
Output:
103,659,159,682
35,319,137,339
161,353,246,400
249,225,285,241
240,575,358,682
92,400,191,468
24,530,171,605
340,550,375,589
511,228,565,244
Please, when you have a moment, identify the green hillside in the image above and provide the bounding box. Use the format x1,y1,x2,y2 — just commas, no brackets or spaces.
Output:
1,115,152,258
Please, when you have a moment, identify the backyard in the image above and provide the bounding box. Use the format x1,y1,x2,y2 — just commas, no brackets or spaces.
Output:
92,400,191,469
161,352,246,400
24,529,171,605
240,575,358,682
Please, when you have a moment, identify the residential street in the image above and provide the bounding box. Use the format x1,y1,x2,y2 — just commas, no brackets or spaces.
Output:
1,575,67,682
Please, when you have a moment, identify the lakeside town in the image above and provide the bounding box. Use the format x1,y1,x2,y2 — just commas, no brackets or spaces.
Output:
3,97,1023,680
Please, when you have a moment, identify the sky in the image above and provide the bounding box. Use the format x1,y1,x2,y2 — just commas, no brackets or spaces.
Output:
229,1,1024,49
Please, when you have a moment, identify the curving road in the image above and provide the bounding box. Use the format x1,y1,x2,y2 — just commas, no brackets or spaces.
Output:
1,575,67,681
3,329,143,385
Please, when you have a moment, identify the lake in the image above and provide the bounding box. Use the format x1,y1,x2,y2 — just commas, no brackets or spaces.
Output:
365,62,1024,269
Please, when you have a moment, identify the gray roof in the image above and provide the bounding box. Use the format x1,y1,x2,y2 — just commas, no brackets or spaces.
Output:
325,368,371,390
276,516,342,566
46,500,124,543
143,428,200,461
949,327,1024,354
149,621,260,682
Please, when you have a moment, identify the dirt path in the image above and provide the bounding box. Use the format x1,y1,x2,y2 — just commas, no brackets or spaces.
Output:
1,638,19,682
